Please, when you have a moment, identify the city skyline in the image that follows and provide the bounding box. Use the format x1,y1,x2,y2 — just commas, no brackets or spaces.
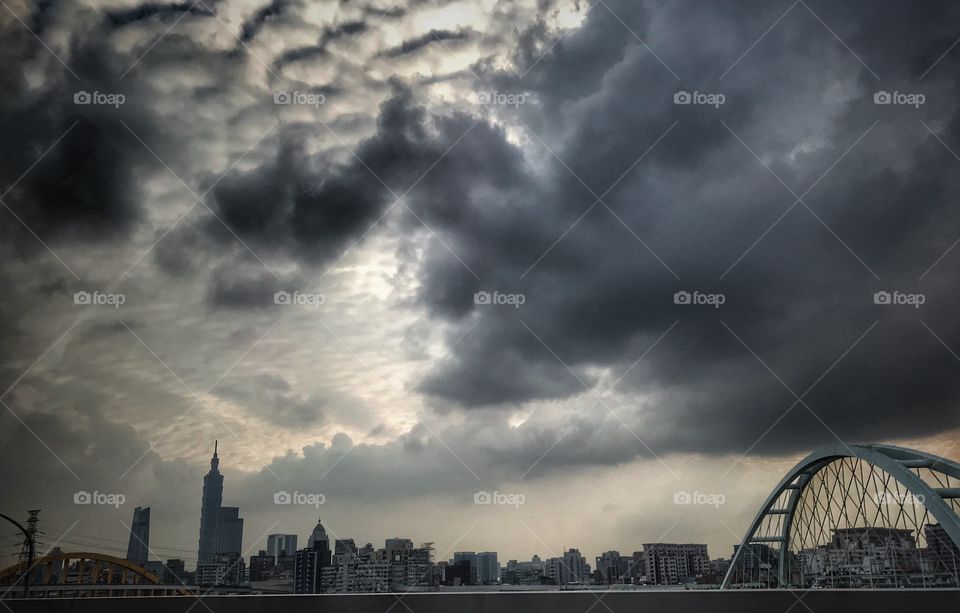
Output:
24,441,743,568
3,0,960,594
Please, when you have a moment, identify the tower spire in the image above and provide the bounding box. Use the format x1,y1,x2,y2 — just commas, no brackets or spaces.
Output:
210,440,220,471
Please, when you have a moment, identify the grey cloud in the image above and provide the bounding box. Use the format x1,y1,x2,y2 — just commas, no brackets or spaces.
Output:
272,20,369,69
238,0,297,44
3,0,960,510
402,0,960,460
377,28,472,58
214,373,326,428
107,2,215,27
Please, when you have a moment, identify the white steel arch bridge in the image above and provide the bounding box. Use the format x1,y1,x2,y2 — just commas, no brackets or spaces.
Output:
722,443,960,589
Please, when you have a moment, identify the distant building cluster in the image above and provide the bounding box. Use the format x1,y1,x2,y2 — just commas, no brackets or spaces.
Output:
112,442,959,593
728,525,960,588
115,442,736,592
290,521,504,593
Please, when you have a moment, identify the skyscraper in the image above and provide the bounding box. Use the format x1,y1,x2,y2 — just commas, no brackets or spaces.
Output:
125,506,150,567
477,552,500,584
217,506,243,555
267,534,298,563
197,441,224,566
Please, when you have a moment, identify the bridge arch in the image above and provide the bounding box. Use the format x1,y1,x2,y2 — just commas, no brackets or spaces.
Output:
722,443,960,589
0,551,190,597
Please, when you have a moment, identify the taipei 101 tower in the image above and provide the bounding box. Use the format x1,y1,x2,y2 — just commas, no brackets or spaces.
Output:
197,441,224,566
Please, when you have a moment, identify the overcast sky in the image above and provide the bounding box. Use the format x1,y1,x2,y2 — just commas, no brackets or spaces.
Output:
2,0,960,568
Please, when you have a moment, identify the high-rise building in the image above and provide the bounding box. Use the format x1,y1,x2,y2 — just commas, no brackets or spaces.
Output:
385,538,414,559
477,552,500,584
217,506,244,555
453,552,479,584
503,556,545,585
334,538,358,564
925,523,960,574
197,441,224,566
125,506,150,567
197,552,245,586
596,550,630,584
294,518,332,594
545,549,590,585
443,559,473,586
267,534,298,562
630,551,646,583
405,544,436,588
791,527,921,588
249,549,296,583
643,543,710,585
163,559,187,585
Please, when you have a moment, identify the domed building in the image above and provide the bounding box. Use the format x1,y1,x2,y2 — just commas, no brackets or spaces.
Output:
294,517,332,594
309,517,329,549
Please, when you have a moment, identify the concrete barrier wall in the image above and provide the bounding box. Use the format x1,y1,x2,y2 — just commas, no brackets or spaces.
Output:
4,590,959,613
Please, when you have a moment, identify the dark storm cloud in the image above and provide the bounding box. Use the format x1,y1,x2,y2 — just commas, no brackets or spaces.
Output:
323,20,370,41
189,79,523,274
377,28,471,58
107,2,215,27
363,5,406,19
404,0,960,459
239,0,295,44
3,0,960,486
270,20,369,69
153,0,960,460
0,4,196,251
